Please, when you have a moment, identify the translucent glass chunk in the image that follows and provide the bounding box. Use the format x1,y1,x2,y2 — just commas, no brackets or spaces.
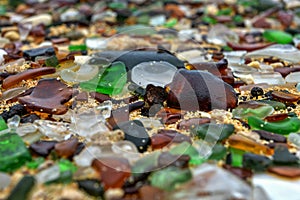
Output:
285,72,300,83
131,61,177,88
253,72,285,85
246,44,300,63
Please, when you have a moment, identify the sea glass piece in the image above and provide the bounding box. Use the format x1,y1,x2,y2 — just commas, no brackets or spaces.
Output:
150,166,192,191
77,179,104,197
0,133,31,172
258,100,286,110
35,165,60,184
7,115,20,132
0,116,8,131
166,69,238,112
0,87,27,101
0,172,11,189
263,30,293,44
285,72,300,83
227,134,272,155
232,104,274,119
252,72,285,85
94,50,185,70
69,44,87,52
230,148,245,167
131,61,177,88
288,133,300,148
246,44,300,63
253,174,300,200
6,175,35,200
80,61,127,95
206,24,239,46
26,157,44,169
168,164,252,200
92,157,131,189
45,56,59,67
18,22,32,41
243,153,272,172
2,67,56,89
248,116,300,135
272,90,300,102
191,123,235,142
112,140,140,163
60,64,99,83
18,79,74,115
23,46,55,61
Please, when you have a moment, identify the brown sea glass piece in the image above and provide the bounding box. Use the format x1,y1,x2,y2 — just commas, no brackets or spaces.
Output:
92,157,131,189
264,113,288,122
151,129,191,150
274,67,300,77
268,166,300,178
55,137,79,158
139,185,165,200
271,91,300,102
227,134,273,155
227,42,274,51
18,79,74,115
177,117,211,130
223,164,253,180
166,69,237,112
2,67,56,89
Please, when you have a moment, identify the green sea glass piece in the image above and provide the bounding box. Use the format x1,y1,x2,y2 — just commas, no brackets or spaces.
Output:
169,141,204,165
208,144,227,160
232,105,274,119
230,148,244,167
150,166,192,191
68,44,87,52
0,116,8,131
248,116,300,135
0,133,32,172
26,157,45,169
45,56,59,67
131,151,160,175
80,61,127,95
191,123,235,142
59,158,77,173
7,175,35,200
257,100,286,110
164,18,177,28
263,30,293,44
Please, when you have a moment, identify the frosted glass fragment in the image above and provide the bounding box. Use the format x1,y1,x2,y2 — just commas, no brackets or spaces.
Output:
252,72,285,85
131,61,177,88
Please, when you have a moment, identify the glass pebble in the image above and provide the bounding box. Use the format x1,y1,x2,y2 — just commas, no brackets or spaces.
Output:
252,72,285,85
35,165,60,184
0,172,11,189
7,115,20,132
285,72,300,83
131,61,177,88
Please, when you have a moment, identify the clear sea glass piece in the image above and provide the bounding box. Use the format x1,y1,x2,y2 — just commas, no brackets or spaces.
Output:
18,22,32,41
131,61,177,88
253,174,300,200
285,72,300,83
60,64,99,83
206,24,239,46
0,87,27,101
74,146,102,167
168,164,252,200
7,115,20,132
246,44,300,63
252,72,285,85
0,172,11,189
35,165,60,184
16,123,38,137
